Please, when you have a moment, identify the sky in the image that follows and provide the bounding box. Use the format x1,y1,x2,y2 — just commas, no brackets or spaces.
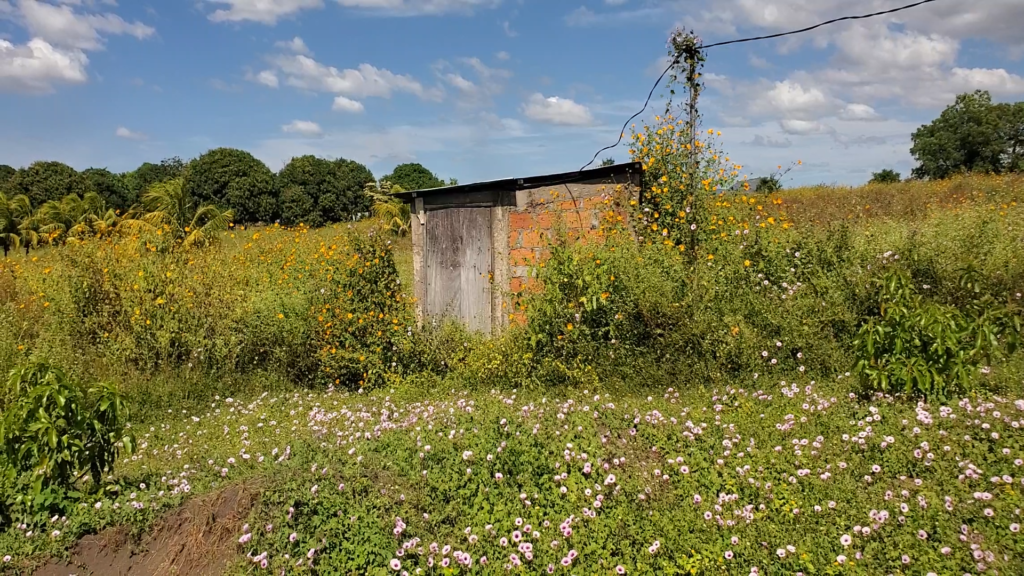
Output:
1,0,1023,187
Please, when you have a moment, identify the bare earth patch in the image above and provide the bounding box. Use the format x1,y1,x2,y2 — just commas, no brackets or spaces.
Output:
33,484,256,576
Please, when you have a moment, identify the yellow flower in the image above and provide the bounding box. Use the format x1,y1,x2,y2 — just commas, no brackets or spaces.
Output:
277,313,284,319
744,260,751,267
707,254,714,260
566,323,573,331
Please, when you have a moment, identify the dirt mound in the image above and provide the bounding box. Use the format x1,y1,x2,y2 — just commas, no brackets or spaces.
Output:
33,483,257,576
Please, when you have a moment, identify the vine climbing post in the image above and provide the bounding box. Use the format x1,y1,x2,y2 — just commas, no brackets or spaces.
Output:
668,29,707,259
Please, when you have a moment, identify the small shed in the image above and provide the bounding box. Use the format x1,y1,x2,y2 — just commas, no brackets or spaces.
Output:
393,162,643,334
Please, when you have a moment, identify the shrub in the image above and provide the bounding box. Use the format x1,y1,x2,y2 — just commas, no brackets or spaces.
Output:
869,169,901,184
853,265,1021,400
310,229,416,389
0,359,134,525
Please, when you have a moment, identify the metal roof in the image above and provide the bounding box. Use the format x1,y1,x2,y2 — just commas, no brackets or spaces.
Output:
391,161,644,203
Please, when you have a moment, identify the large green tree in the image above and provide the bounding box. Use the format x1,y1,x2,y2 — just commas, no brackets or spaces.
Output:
0,192,32,257
381,162,445,192
0,165,15,184
5,161,87,208
123,157,186,207
82,168,131,212
911,90,1023,179
183,148,276,224
276,155,374,227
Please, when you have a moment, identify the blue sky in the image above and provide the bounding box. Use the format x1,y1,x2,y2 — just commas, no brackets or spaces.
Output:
1,0,1023,186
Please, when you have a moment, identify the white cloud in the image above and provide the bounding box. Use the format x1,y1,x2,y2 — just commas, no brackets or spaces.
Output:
495,50,509,61
778,119,834,136
207,0,323,24
281,120,323,137
19,0,154,51
521,93,594,126
115,125,146,140
249,69,278,87
433,56,510,107
331,95,364,113
838,103,881,122
334,0,500,15
748,134,792,148
501,20,517,37
605,0,628,5
0,38,88,93
274,36,309,54
260,45,443,103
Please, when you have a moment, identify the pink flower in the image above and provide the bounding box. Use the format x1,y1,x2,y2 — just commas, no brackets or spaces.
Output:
389,559,401,571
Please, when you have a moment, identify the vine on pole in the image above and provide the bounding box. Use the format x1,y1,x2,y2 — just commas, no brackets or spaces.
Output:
667,29,708,259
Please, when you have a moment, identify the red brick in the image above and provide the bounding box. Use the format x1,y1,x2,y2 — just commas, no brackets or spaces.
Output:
559,200,578,210
508,230,521,248
510,212,533,230
521,229,548,248
509,248,536,266
534,211,555,228
510,277,524,293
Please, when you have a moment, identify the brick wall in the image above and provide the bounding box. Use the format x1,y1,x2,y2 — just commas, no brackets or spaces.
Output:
505,182,634,324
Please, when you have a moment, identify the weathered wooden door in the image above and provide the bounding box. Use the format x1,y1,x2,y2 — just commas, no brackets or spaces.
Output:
424,208,492,333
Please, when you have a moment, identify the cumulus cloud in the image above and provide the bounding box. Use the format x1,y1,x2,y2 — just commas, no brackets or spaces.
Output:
521,93,594,126
274,36,310,54
115,125,146,140
0,37,88,93
281,120,323,137
331,95,364,113
207,0,323,24
20,0,154,50
334,0,500,15
0,0,151,93
433,56,511,107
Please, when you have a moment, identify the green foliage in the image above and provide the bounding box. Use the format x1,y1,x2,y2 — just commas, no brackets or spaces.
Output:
311,230,415,389
599,157,616,167
126,157,186,205
183,148,276,224
853,264,1021,400
911,90,1024,179
37,192,117,245
381,162,444,192
0,192,32,257
119,177,234,250
82,168,131,212
6,161,87,208
869,169,901,184
0,359,134,525
277,155,374,227
0,164,15,183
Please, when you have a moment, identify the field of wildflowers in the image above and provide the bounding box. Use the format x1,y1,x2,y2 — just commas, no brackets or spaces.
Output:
1,122,1024,574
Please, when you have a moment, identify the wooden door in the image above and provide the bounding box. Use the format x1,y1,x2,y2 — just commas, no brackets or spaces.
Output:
424,208,492,333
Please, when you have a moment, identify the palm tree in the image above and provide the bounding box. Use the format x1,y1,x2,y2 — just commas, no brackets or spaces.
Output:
0,192,32,257
365,180,411,237
37,192,109,244
118,177,233,250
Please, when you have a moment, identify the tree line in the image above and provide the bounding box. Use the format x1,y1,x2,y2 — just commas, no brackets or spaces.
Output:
0,149,453,255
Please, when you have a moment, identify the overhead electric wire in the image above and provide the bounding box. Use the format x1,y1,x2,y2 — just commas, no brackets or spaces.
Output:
578,0,944,172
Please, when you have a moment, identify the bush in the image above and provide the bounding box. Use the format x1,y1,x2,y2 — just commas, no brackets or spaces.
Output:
277,156,374,227
310,229,416,389
853,264,1021,400
0,359,134,525
869,169,901,184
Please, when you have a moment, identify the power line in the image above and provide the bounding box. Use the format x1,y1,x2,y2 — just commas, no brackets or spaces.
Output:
579,0,943,172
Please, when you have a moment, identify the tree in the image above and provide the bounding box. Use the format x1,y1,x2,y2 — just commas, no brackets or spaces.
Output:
182,148,276,224
82,168,131,211
0,192,32,257
381,162,444,192
118,178,233,250
0,165,15,184
869,169,901,184
36,192,114,244
276,155,374,226
997,101,1024,173
5,161,87,208
600,157,616,167
126,157,186,204
910,90,1017,180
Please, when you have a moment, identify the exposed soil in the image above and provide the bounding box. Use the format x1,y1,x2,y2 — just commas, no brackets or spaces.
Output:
32,483,257,576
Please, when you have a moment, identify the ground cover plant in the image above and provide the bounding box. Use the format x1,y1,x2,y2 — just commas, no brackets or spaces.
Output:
1,379,1023,575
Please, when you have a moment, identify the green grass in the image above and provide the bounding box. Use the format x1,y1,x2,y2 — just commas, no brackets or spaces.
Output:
2,375,1022,575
